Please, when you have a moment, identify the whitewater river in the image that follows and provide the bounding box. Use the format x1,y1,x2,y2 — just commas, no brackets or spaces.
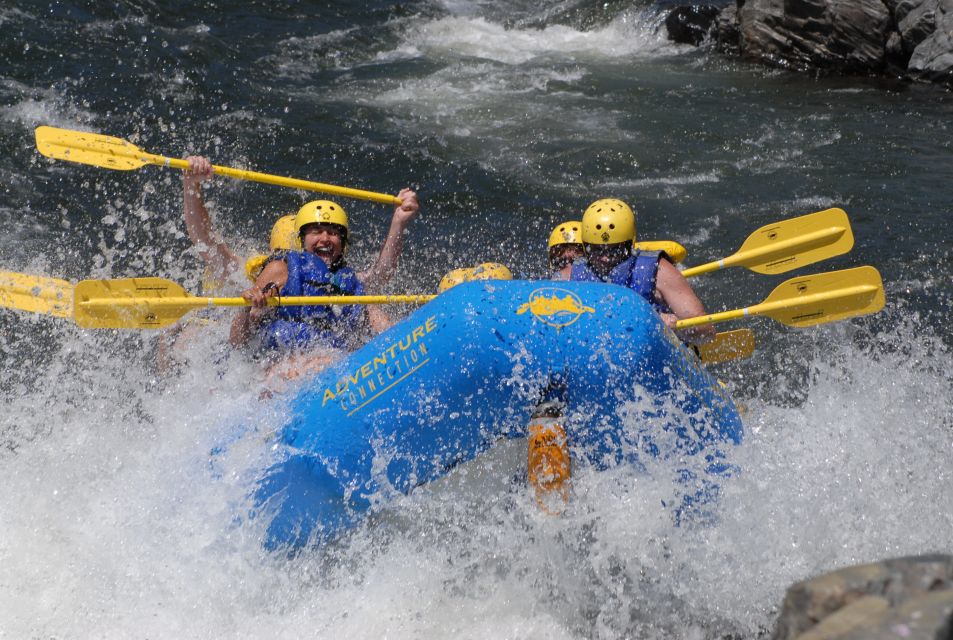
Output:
1,1,952,638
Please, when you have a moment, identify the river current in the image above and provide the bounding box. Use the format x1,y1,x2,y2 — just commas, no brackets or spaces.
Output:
1,1,952,638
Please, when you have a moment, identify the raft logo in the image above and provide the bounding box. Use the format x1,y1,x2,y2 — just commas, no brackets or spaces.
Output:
517,287,595,328
322,315,438,416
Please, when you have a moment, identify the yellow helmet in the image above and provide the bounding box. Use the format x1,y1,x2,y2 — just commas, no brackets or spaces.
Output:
469,262,513,281
269,214,300,251
547,220,582,249
581,199,635,245
294,200,349,236
244,254,269,282
438,267,473,293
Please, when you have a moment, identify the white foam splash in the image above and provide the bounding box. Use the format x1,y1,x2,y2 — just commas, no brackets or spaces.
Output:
601,171,724,189
0,80,97,132
392,14,675,66
2,297,950,638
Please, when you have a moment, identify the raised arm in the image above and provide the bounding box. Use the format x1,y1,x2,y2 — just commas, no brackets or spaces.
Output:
183,155,242,286
655,259,715,345
358,188,419,292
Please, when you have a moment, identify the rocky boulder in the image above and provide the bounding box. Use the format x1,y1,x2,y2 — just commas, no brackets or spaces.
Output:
892,0,939,55
666,5,724,45
663,0,953,86
773,555,953,639
736,0,892,73
907,0,953,83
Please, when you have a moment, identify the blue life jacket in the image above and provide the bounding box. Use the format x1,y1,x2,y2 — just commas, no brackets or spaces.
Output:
570,251,670,314
258,251,367,351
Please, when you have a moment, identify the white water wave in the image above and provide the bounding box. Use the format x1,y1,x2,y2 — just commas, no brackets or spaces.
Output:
391,13,677,66
697,314,953,623
269,9,678,79
601,171,723,188
266,27,364,77
1,299,952,638
0,5,33,27
785,195,839,213
678,215,719,247
365,62,588,117
0,80,97,132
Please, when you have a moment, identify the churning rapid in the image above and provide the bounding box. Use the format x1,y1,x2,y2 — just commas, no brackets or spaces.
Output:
1,1,952,638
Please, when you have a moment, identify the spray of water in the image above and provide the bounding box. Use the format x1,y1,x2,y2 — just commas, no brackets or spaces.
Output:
2,293,950,638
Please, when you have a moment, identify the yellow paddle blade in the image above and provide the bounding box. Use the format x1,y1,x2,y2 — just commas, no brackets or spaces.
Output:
74,278,194,329
634,240,687,264
694,329,755,365
35,126,154,170
0,270,74,318
759,265,884,327
676,266,885,329
682,208,854,277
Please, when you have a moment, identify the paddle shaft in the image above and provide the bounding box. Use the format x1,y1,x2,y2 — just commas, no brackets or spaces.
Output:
37,127,401,205
181,159,401,206
77,293,437,313
675,283,880,329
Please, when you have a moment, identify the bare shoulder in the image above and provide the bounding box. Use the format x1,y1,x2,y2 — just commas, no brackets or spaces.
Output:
656,257,689,288
656,256,707,318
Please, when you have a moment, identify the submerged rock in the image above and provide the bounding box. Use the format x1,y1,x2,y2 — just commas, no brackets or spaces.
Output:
663,0,953,86
772,555,953,639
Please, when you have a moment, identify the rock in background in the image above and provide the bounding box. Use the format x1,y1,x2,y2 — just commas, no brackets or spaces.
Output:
906,0,953,82
666,5,725,46
736,0,892,72
664,0,953,87
772,555,953,639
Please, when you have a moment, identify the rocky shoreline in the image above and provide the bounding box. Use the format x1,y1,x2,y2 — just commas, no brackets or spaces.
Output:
665,0,953,87
769,555,953,639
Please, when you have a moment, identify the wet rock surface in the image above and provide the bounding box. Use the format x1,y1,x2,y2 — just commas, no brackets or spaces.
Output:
772,555,953,640
664,0,953,87
666,5,724,45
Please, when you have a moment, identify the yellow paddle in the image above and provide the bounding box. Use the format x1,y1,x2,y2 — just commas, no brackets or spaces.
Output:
73,277,758,365
681,208,854,277
34,126,401,206
0,270,74,318
675,266,884,330
693,329,755,365
73,277,436,329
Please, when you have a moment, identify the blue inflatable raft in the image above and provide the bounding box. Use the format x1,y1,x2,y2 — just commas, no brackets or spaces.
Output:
251,280,744,549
